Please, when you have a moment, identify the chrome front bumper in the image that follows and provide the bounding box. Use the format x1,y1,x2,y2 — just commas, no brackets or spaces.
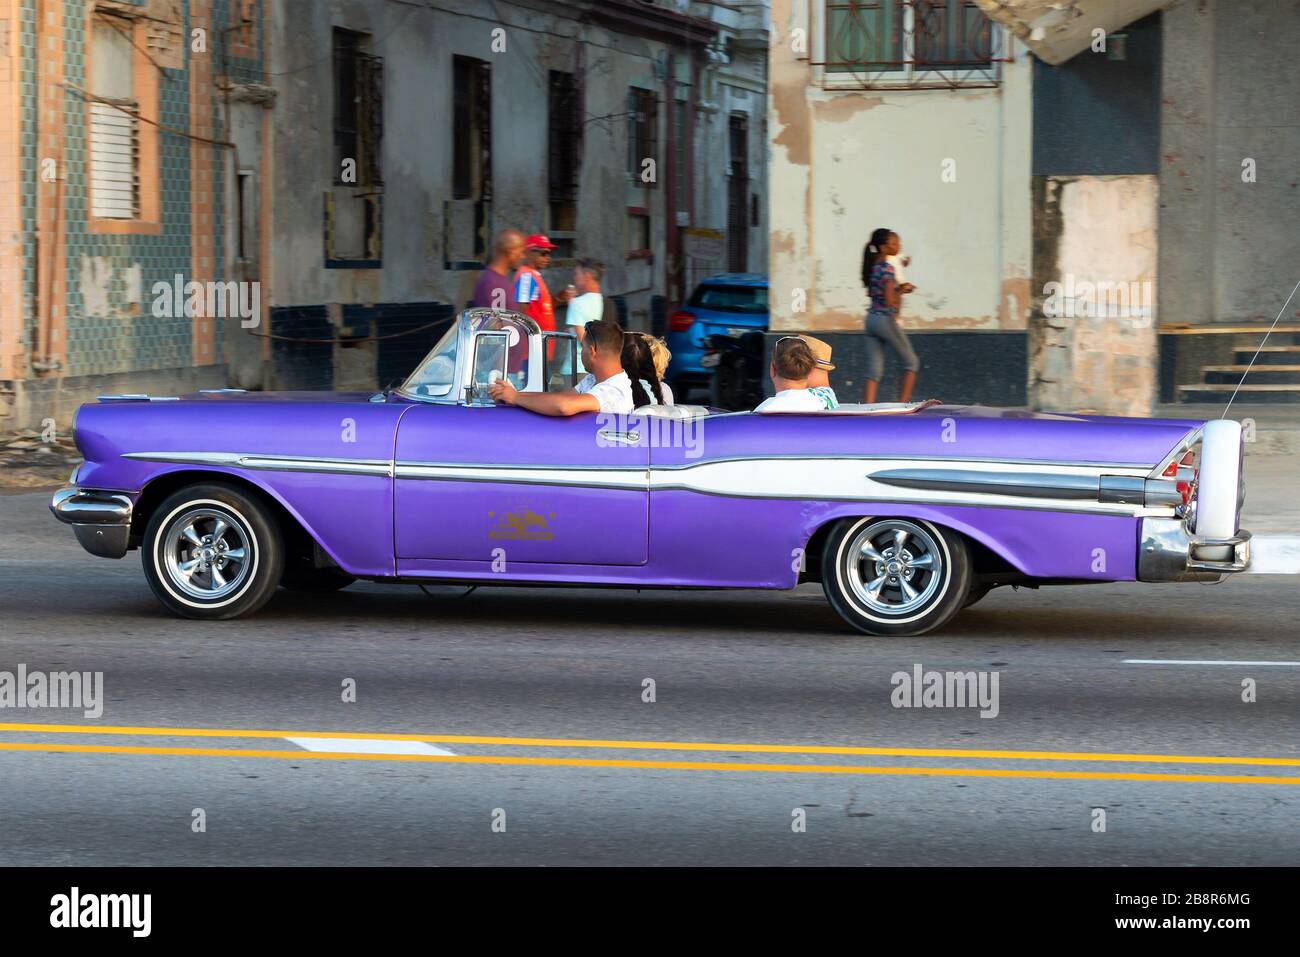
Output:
1138,516,1252,583
50,487,134,559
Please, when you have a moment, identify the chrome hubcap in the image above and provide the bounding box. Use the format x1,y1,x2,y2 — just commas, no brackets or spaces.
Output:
848,520,944,616
161,507,254,601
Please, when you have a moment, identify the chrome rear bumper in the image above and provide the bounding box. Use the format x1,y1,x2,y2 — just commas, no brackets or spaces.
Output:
50,487,133,559
1138,516,1251,582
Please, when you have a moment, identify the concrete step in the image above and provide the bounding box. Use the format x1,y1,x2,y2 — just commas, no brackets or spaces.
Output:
1178,383,1300,403
1234,332,1300,349
1204,365,1300,385
1234,346,1300,365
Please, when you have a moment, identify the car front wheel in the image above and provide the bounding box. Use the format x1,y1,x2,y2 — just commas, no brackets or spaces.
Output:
821,517,971,636
280,557,356,593
142,483,284,620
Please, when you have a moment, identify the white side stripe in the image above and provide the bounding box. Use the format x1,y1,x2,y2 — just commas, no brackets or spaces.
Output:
395,458,1167,515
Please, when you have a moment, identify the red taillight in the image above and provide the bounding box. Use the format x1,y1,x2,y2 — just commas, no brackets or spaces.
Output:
669,310,695,332
1163,449,1197,477
1176,480,1192,505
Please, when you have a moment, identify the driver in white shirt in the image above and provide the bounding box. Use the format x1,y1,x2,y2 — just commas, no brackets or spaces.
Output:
489,320,636,415
754,337,825,413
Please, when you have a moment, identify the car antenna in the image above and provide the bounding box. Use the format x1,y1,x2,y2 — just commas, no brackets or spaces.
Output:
1221,278,1300,420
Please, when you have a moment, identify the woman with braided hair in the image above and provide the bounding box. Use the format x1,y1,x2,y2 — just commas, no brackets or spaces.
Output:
621,332,668,407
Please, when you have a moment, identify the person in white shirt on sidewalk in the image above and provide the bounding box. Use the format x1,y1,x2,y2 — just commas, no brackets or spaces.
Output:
754,337,825,413
564,259,616,374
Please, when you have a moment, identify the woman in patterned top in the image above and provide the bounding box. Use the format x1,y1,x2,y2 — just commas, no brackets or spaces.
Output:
861,227,919,403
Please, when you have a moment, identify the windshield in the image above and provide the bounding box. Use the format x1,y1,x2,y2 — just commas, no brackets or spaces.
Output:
400,310,543,400
689,283,767,314
402,324,459,398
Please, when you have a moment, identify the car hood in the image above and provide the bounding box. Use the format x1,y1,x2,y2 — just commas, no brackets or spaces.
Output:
73,393,412,491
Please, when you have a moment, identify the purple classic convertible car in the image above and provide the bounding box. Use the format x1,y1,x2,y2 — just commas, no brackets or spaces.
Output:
51,309,1251,635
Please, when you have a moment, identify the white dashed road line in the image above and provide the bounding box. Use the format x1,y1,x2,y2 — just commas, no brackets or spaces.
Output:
1247,535,1300,574
285,737,457,756
1123,660,1300,667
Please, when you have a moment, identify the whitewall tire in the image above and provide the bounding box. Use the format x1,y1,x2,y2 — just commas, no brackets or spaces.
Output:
821,517,971,637
142,483,284,620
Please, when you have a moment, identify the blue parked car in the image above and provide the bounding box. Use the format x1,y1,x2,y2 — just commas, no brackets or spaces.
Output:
666,273,768,400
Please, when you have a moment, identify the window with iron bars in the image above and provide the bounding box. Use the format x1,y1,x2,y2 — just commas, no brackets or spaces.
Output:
821,0,1001,89
627,88,658,187
333,29,384,187
548,70,580,257
452,56,492,203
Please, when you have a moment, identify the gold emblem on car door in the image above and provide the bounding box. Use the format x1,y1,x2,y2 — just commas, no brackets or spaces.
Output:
488,509,555,541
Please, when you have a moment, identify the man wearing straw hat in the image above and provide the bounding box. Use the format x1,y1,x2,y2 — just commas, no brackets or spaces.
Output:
799,335,839,409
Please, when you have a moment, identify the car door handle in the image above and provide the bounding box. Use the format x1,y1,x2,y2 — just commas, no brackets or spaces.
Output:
597,429,641,445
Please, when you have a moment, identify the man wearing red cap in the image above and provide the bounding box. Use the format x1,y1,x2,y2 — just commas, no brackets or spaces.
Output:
514,234,569,332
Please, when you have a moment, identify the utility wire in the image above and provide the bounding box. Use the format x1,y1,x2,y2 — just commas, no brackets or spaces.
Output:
1222,279,1300,418
63,83,236,148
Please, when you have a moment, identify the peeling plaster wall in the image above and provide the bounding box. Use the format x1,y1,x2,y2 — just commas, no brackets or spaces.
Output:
767,0,1034,335
1030,174,1157,415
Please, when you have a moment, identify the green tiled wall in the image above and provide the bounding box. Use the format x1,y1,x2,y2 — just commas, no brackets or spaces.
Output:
17,0,263,379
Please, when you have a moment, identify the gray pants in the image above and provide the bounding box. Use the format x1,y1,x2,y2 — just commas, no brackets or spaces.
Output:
864,310,919,381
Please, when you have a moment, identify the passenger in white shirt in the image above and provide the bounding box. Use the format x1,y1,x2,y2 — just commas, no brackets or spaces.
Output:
754,336,825,413
489,319,635,415
574,369,637,412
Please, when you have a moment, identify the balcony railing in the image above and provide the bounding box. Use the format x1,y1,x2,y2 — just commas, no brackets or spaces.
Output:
818,0,1005,89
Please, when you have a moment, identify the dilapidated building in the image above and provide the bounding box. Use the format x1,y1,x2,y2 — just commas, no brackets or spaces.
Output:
254,0,770,394
2,0,770,426
1,0,267,429
768,0,1300,415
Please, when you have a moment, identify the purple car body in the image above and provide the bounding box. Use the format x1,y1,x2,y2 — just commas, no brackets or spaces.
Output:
51,310,1252,634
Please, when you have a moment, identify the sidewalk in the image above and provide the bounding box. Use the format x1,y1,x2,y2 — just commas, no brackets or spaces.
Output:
1156,403,1300,458
0,429,79,491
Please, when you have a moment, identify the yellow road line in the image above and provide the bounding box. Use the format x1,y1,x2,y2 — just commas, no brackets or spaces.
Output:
0,741,1296,784
0,722,1297,768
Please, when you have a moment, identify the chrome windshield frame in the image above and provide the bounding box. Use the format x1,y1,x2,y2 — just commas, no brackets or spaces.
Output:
397,308,576,406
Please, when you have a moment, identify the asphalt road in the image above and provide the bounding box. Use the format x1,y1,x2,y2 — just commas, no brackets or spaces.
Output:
1,487,1297,866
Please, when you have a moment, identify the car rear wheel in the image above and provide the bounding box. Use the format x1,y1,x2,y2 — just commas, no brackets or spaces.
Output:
821,517,971,636
142,483,283,620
